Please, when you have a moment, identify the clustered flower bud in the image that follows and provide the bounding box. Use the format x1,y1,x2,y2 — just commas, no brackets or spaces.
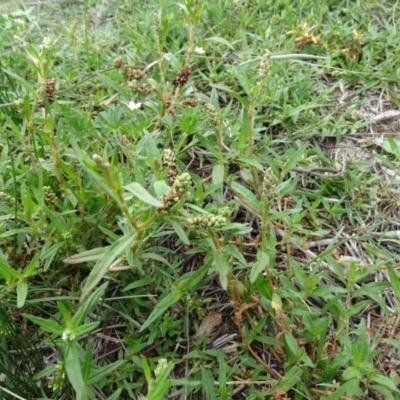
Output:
258,50,271,80
189,207,230,231
40,37,54,56
127,68,145,80
154,358,168,378
162,149,178,185
158,172,192,213
262,167,277,204
0,191,15,207
203,102,218,126
13,35,26,50
172,64,192,88
182,97,198,107
92,154,111,171
128,81,150,94
113,56,125,69
44,186,58,206
48,362,66,392
38,78,56,108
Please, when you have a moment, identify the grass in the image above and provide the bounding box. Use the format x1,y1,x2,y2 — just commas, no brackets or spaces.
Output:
1,0,400,399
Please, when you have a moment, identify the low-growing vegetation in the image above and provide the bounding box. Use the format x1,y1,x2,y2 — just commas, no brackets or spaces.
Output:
1,0,400,399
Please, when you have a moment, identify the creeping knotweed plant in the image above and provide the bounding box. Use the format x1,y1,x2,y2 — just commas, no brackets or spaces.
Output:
162,149,178,185
92,154,111,172
4,2,399,399
203,102,218,126
38,78,56,108
0,191,15,207
113,56,125,69
126,67,145,80
158,172,192,213
182,97,198,107
189,207,230,231
172,64,192,88
262,167,277,204
129,81,151,94
258,50,271,80
44,186,58,206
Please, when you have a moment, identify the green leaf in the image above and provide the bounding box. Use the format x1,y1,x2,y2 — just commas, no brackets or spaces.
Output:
282,143,308,175
343,300,370,317
213,252,230,289
388,266,400,302
212,163,224,186
147,361,175,400
80,233,136,302
0,227,33,239
17,280,28,308
278,366,302,391
210,84,249,109
65,343,85,399
383,137,400,160
58,302,73,329
23,253,39,277
283,332,301,361
311,285,347,297
70,140,121,203
153,180,169,197
371,374,400,392
201,367,217,400
140,290,182,332
237,156,264,171
106,389,122,400
142,252,172,268
369,384,394,400
1,67,37,96
64,246,109,264
231,64,253,95
22,314,63,335
82,341,92,382
74,283,108,327
0,257,23,283
255,275,273,300
141,355,152,383
174,262,209,292
230,181,260,212
87,360,127,385
342,366,361,380
74,322,100,338
250,251,270,283
168,218,190,245
204,36,234,50
124,182,163,207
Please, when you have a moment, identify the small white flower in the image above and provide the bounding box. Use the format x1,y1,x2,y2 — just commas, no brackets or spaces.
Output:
126,101,142,111
194,47,205,55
